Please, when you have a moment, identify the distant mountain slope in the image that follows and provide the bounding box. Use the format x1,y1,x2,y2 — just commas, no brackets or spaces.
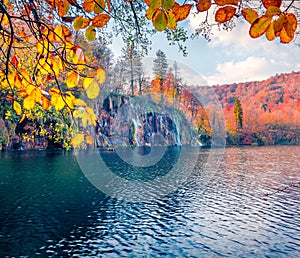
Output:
203,71,300,145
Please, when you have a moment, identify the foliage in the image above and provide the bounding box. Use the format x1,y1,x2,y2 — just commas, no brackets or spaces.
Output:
0,0,299,148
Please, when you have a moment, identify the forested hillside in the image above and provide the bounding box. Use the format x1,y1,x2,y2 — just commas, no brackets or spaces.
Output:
204,71,300,145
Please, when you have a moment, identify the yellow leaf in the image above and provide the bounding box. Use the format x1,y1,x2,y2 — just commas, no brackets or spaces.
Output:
94,0,105,14
215,6,236,23
13,101,22,115
26,84,35,95
85,25,96,41
65,95,74,109
82,17,91,28
95,68,106,84
73,98,87,107
166,10,177,30
280,27,293,43
49,87,61,96
51,95,65,110
71,133,85,147
66,71,79,88
146,7,156,20
23,96,35,110
265,6,281,18
31,88,42,103
274,12,285,34
73,15,84,30
83,77,94,90
249,16,272,38
86,79,100,99
266,21,276,41
242,8,259,24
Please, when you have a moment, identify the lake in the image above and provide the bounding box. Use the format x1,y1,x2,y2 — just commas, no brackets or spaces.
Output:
0,146,299,257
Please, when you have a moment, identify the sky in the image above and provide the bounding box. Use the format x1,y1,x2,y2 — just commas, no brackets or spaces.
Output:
110,6,300,87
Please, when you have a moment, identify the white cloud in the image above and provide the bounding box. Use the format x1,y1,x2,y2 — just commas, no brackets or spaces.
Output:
188,14,300,85
203,56,296,85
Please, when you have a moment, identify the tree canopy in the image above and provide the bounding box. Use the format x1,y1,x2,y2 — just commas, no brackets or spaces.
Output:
0,0,299,148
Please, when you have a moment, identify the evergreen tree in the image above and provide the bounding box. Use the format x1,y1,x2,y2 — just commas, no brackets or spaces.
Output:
234,97,243,130
152,50,168,91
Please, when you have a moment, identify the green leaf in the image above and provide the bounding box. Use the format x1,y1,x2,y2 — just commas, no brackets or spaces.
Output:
152,9,167,31
85,25,96,41
162,0,174,10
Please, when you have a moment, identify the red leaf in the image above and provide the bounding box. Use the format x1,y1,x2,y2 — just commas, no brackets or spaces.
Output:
11,56,19,68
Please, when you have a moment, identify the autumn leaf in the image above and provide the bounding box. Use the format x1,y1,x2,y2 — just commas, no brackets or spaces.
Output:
162,0,174,10
82,17,91,28
92,14,110,28
284,13,297,38
85,135,93,144
85,79,100,99
41,96,50,110
249,16,272,38
54,25,72,42
85,25,96,41
71,133,85,147
13,101,22,115
214,0,238,6
262,0,282,9
265,6,281,18
82,0,95,12
51,95,66,110
152,9,168,31
66,71,79,88
73,98,87,107
73,15,83,30
23,96,35,110
146,7,156,20
95,68,106,84
56,0,70,17
242,8,259,24
166,10,176,30
11,56,19,68
149,0,162,9
94,0,105,14
266,21,276,41
215,6,236,23
196,0,211,12
172,3,192,22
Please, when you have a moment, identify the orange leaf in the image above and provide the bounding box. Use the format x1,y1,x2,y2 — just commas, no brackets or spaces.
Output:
105,0,111,11
249,16,272,38
284,13,297,39
280,27,293,43
92,14,110,28
172,3,192,22
41,96,50,110
214,0,238,6
44,0,55,7
56,0,70,17
215,6,236,23
262,0,282,9
82,17,91,28
85,135,93,145
242,8,259,24
49,87,61,96
274,13,285,34
266,21,276,41
196,0,211,12
66,71,79,88
82,0,95,12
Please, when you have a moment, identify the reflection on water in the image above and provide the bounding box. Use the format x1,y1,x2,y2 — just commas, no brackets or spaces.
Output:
0,146,299,257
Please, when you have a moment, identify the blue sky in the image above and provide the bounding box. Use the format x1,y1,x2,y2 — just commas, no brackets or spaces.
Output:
110,5,300,86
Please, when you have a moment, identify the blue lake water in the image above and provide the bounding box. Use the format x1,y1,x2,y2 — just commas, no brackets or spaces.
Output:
0,146,299,257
